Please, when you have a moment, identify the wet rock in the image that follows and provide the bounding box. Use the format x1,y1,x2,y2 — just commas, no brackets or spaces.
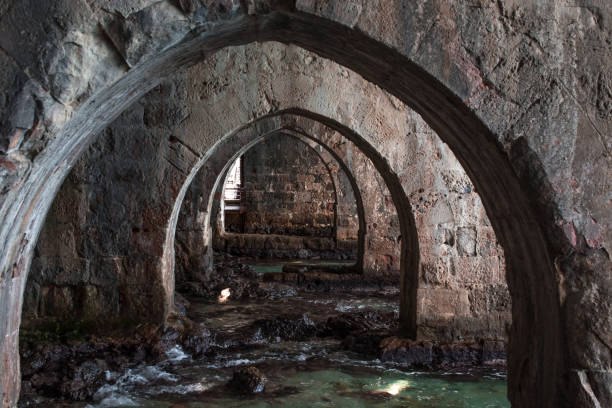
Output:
174,292,191,316
226,279,260,300
20,337,154,401
378,337,506,369
181,323,212,357
482,340,506,365
433,343,482,368
178,260,262,301
156,318,212,358
229,366,266,394
380,338,434,368
257,282,298,299
158,325,182,352
341,331,389,356
28,371,61,397
324,311,396,338
252,314,317,341
59,360,107,401
19,321,213,401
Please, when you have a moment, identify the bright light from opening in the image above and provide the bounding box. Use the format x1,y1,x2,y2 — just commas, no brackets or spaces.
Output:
223,158,242,200
382,380,411,396
218,288,231,303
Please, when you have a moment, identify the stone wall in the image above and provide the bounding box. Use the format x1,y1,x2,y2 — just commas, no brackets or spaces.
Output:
23,80,190,323
400,111,509,340
236,134,337,237
3,3,609,402
306,130,402,276
176,131,361,280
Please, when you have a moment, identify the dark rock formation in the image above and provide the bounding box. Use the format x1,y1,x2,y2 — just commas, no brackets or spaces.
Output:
342,336,507,370
229,366,267,394
19,321,212,402
252,314,317,342
324,311,397,338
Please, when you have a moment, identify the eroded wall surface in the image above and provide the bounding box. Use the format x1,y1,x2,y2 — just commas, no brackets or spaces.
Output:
2,2,609,403
239,134,337,236
23,80,190,322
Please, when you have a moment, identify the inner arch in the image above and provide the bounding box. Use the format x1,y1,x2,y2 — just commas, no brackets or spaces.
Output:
161,112,417,335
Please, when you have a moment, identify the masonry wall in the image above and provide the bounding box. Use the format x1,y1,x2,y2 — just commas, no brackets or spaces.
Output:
234,134,337,237
400,110,509,340
326,133,402,276
23,80,189,323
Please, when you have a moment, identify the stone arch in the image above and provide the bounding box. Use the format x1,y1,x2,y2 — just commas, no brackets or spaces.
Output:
173,125,370,281
162,112,416,315
284,133,362,257
206,128,402,278
212,132,354,251
1,5,605,406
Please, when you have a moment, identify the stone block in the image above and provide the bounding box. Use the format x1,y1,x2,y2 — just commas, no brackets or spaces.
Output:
420,259,449,286
477,226,502,256
39,286,75,318
418,288,470,320
456,226,477,256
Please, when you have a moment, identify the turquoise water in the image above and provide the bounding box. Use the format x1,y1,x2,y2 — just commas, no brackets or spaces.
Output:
23,291,509,408
248,260,355,275
81,339,509,408
80,293,509,408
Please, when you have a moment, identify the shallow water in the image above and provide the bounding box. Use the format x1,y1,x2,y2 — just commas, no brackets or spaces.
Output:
248,259,355,275
83,337,508,408
26,288,509,408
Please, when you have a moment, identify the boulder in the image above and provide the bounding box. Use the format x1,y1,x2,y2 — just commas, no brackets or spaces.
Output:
229,366,266,394
252,314,317,341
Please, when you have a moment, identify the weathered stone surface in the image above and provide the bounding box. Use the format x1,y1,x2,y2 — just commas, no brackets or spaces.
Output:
235,134,338,237
19,320,212,402
215,233,346,259
102,1,194,67
378,337,506,369
24,40,510,399
252,314,316,341
0,2,609,407
176,130,361,280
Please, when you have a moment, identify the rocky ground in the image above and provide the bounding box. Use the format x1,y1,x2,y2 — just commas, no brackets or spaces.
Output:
19,257,506,404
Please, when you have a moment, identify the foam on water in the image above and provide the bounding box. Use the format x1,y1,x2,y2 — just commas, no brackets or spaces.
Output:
166,345,190,363
146,382,209,395
85,394,139,408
